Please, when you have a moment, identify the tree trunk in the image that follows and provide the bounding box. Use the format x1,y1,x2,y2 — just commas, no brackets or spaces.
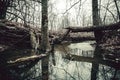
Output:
65,22,120,32
41,0,49,80
114,0,120,21
0,0,12,19
41,0,49,52
91,45,102,80
91,0,100,80
92,0,103,43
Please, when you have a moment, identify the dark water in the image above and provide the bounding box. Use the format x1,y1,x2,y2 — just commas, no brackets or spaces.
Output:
0,42,120,80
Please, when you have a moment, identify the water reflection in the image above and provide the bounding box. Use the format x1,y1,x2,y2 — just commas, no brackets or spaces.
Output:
0,42,120,80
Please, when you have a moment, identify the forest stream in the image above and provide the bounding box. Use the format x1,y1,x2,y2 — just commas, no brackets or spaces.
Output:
0,0,120,80
0,41,120,80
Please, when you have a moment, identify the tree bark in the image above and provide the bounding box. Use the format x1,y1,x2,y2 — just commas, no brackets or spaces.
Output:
91,0,100,79
92,0,103,43
41,0,49,80
41,0,49,52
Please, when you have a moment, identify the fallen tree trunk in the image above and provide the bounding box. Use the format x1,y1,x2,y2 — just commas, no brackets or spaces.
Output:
64,36,95,42
0,20,41,50
65,22,120,32
0,20,95,51
0,20,120,52
64,54,120,69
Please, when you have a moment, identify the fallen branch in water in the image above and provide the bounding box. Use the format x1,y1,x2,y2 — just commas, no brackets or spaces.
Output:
64,54,120,70
7,54,47,64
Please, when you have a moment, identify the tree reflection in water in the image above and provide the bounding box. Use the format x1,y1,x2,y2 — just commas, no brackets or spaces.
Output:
0,42,120,80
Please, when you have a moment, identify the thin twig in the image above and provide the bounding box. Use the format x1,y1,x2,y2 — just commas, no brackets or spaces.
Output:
63,0,81,14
